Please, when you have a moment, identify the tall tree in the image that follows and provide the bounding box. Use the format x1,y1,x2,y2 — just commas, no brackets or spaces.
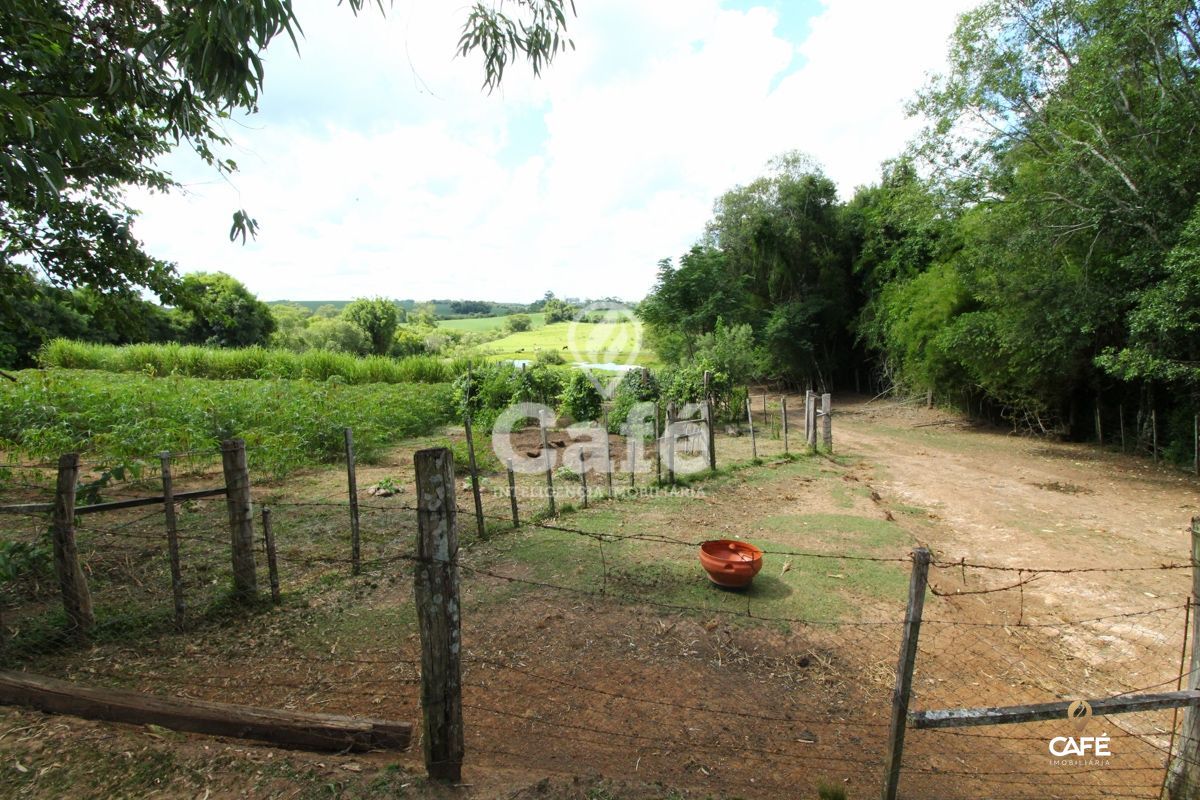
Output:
342,297,399,356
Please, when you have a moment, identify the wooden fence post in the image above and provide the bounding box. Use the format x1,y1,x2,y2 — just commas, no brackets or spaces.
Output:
51,453,93,636
746,396,757,459
413,448,464,783
579,452,588,509
603,412,615,498
541,423,556,517
463,414,485,539
1166,518,1200,798
821,393,833,451
1095,402,1103,447
160,452,185,629
344,428,361,575
703,370,717,471
666,403,677,484
262,507,281,605
629,430,637,489
805,391,817,448
655,403,662,485
782,396,789,454
506,459,519,528
1154,409,1160,464
882,546,931,800
1120,404,1126,452
220,438,257,602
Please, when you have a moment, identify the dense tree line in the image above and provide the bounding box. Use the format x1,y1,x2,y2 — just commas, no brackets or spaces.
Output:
642,0,1200,456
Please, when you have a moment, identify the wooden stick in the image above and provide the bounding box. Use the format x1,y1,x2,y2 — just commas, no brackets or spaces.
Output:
655,403,662,485
1095,402,1103,447
0,487,227,517
506,459,519,528
51,453,93,636
882,547,931,800
541,424,556,517
220,438,257,602
746,396,757,459
781,396,789,454
603,412,614,498
821,393,832,451
160,452,185,629
1153,408,1160,464
413,448,464,782
579,452,588,508
344,428,361,575
262,507,281,605
463,413,485,539
913,690,1200,730
1166,518,1200,796
0,669,410,752
666,403,676,484
703,370,716,471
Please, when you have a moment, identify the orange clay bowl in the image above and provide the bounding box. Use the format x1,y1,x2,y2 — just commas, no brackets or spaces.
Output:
698,540,764,588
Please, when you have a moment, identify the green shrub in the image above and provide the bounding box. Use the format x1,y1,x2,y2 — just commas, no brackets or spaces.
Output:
560,372,602,422
505,314,532,333
534,348,566,365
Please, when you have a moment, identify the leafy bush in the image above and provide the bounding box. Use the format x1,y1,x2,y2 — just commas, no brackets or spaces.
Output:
514,364,565,404
608,368,660,433
0,370,455,476
534,348,565,365
560,371,602,422
505,314,532,333
300,318,371,355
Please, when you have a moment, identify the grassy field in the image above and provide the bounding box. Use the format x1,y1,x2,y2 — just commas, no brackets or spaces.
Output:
440,312,546,332
0,369,454,475
473,319,657,366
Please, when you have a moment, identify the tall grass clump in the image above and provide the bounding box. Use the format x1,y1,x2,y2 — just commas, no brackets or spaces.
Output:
0,370,455,476
38,340,465,385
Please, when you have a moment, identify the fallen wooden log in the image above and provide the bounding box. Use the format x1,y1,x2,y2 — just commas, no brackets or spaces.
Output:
0,670,412,752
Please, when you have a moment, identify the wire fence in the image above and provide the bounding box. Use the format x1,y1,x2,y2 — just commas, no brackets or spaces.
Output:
0,432,1197,798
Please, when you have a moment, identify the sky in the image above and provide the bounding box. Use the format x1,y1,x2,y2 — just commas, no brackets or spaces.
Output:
128,0,981,304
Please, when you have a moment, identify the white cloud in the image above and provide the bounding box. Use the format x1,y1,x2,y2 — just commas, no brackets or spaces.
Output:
129,0,980,303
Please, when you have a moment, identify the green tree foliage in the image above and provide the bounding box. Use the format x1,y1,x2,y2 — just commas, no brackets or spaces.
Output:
559,371,602,421
506,313,533,332
0,0,574,300
300,318,370,356
341,297,399,356
177,272,276,348
542,294,579,323
641,153,857,387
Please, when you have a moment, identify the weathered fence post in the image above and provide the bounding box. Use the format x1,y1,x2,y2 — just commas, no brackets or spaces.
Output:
52,453,93,636
603,412,615,498
541,423,556,517
160,452,185,629
412,448,464,783
746,396,757,459
343,428,361,575
655,403,663,485
579,452,588,509
506,459,519,528
1166,518,1200,798
262,507,281,605
805,391,817,449
821,393,833,451
1120,404,1127,452
882,546,931,800
666,402,677,484
463,413,485,539
782,396,789,454
1154,409,1160,464
1095,402,1103,447
220,438,257,602
629,429,637,489
703,370,717,471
